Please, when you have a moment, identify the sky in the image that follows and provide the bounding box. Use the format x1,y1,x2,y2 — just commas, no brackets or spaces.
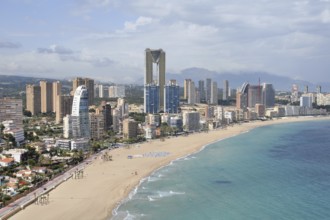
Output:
0,0,329,83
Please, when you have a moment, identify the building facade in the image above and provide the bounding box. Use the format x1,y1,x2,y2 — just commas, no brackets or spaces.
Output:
0,98,23,129
55,95,73,124
144,84,160,114
183,112,200,132
223,80,229,101
52,81,62,113
26,84,41,115
164,81,180,113
123,118,138,139
210,81,218,105
72,77,94,106
145,48,166,110
71,85,90,139
40,80,53,113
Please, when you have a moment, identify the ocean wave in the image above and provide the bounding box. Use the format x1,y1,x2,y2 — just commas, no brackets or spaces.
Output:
147,190,186,201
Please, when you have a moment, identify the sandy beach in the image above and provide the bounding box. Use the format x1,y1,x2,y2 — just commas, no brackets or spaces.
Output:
10,116,329,220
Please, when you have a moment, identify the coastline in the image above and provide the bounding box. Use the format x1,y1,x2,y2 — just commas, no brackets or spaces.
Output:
10,116,330,220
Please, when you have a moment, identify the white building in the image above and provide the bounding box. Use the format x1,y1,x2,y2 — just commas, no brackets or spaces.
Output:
63,115,72,138
300,96,312,108
72,86,90,139
2,149,28,163
109,85,126,98
284,106,300,116
215,106,225,121
71,138,89,150
99,84,104,98
2,120,25,144
55,139,71,150
224,111,236,123
187,81,196,105
316,93,330,106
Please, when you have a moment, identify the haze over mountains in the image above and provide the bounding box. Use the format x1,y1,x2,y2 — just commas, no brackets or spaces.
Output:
1,67,329,92
139,67,330,92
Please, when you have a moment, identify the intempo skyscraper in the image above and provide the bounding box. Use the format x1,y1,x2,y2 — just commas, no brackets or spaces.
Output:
144,48,166,113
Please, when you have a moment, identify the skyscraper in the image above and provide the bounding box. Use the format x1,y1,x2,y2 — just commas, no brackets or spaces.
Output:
248,85,262,108
89,112,104,140
55,95,73,124
205,78,212,104
210,81,218,105
26,84,41,115
144,84,160,114
71,85,90,139
40,80,53,113
164,80,180,113
184,79,192,100
72,77,94,106
198,80,205,102
223,80,229,101
52,81,62,113
98,102,112,131
99,84,104,98
262,83,275,108
187,80,196,105
236,82,249,110
145,48,166,109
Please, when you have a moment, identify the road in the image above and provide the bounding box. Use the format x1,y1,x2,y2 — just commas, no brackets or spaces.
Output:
0,151,104,220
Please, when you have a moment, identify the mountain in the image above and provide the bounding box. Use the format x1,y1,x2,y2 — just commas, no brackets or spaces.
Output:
164,67,330,91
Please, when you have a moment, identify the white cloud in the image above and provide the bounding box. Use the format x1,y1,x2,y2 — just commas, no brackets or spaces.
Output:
123,16,155,31
2,0,330,83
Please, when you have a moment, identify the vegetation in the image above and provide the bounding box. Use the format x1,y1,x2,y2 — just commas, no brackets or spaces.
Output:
129,112,146,123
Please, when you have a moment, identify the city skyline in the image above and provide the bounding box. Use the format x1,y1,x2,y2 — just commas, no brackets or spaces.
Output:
1,1,330,84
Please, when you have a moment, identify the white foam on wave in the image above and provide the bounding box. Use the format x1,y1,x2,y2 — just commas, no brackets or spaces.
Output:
147,190,186,201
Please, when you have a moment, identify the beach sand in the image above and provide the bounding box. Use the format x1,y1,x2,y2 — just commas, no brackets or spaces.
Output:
10,117,329,220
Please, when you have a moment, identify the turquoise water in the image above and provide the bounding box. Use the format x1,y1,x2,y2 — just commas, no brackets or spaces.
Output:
112,120,330,220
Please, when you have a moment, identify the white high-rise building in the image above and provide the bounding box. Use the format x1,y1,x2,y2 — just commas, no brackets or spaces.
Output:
109,85,125,98
71,86,90,139
188,81,196,105
99,85,104,98
63,114,72,138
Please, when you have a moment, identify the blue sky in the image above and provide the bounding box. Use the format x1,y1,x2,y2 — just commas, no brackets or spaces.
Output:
0,0,330,83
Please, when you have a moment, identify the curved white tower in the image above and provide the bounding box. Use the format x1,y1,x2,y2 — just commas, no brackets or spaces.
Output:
72,85,90,139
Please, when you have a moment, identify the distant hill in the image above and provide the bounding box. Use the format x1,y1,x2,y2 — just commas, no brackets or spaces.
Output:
138,67,329,91
168,68,316,91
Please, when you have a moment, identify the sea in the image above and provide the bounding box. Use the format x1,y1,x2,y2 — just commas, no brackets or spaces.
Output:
111,120,330,220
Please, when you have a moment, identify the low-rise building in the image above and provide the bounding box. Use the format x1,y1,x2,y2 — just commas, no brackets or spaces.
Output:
2,149,28,163
0,158,15,167
71,138,89,151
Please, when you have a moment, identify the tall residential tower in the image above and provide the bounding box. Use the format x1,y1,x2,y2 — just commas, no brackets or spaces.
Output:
144,48,166,112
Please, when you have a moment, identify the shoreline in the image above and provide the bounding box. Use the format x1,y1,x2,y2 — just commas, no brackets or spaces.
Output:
9,116,330,220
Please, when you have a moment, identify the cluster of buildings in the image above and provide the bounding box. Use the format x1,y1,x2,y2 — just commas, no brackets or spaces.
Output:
1,48,330,153
25,78,94,124
183,78,230,105
97,84,125,98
